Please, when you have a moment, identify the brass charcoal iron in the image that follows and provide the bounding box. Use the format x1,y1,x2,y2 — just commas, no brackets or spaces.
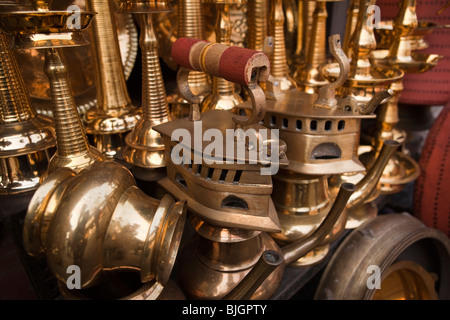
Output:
153,37,356,299
238,34,399,267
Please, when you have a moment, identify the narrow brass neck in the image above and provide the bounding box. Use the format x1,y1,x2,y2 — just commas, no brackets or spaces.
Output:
44,48,104,173
247,0,268,51
0,32,36,124
269,0,289,79
306,1,327,68
86,0,133,114
343,0,360,56
44,48,90,156
138,14,170,123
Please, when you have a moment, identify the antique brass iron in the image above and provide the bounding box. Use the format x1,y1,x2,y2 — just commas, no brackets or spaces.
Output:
153,37,356,299
237,34,396,266
265,0,297,100
83,0,141,159
117,0,173,182
364,0,442,194
199,0,245,113
0,30,56,195
320,0,404,228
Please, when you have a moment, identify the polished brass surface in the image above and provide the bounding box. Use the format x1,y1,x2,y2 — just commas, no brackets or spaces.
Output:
119,2,172,175
246,0,268,51
265,0,297,100
24,161,187,290
0,31,56,195
315,213,450,300
44,47,104,174
372,260,438,300
83,0,140,159
200,1,244,112
14,6,138,117
293,0,338,93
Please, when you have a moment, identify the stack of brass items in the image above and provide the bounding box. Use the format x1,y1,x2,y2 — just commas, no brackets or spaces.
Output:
153,37,357,299
1,0,449,302
0,0,188,300
361,0,442,195
238,32,398,267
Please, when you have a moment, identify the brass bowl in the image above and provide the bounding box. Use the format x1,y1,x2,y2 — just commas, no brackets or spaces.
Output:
370,49,443,74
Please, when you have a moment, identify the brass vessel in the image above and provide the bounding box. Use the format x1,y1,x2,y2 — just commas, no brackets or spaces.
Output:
200,0,245,113
13,0,138,117
24,161,187,293
315,213,450,300
83,0,141,159
118,0,172,181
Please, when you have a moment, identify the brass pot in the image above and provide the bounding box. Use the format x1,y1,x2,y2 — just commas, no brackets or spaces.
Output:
24,161,187,291
315,213,450,300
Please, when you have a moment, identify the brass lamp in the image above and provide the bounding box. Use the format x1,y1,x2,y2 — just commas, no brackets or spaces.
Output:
293,0,344,93
83,0,141,159
0,29,56,195
364,0,442,194
117,0,173,182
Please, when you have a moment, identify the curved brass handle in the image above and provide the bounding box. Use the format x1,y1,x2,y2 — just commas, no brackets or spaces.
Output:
172,37,270,126
315,34,350,109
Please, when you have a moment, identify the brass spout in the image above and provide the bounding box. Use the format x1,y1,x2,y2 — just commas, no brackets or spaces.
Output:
224,250,283,300
282,182,356,265
0,31,56,194
346,140,400,208
84,0,140,159
24,161,187,289
44,47,104,174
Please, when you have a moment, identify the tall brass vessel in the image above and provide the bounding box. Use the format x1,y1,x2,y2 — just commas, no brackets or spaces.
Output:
83,0,141,159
